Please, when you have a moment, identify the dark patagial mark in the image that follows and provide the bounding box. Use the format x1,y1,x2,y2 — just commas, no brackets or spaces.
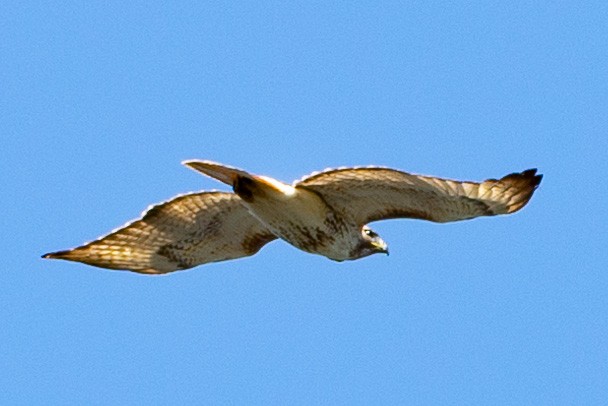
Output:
233,176,256,203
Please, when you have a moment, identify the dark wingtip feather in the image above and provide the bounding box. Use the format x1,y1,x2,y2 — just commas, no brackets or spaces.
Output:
523,168,543,191
42,250,71,260
505,168,543,188
498,168,543,214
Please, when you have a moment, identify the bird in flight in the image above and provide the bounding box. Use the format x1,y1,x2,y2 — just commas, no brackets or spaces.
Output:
43,161,542,274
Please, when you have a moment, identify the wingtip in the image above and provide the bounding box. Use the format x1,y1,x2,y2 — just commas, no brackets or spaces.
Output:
522,168,543,189
182,158,217,167
182,160,251,187
534,174,543,188
499,168,543,214
42,250,69,260
182,159,211,170
505,168,543,187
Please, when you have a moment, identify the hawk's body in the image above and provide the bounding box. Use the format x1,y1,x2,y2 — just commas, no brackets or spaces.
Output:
43,161,542,274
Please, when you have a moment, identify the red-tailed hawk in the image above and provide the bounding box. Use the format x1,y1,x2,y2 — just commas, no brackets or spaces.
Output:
43,161,542,274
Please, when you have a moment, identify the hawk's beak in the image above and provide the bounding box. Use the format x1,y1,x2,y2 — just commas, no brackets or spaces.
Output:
372,241,389,256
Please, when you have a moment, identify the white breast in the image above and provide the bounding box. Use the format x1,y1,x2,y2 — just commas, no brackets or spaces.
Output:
240,176,356,258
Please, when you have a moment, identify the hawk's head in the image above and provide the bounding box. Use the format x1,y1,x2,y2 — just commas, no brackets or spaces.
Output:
354,225,389,259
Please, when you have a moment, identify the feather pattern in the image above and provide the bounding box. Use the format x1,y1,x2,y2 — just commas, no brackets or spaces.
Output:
43,192,276,274
43,161,542,274
296,167,542,225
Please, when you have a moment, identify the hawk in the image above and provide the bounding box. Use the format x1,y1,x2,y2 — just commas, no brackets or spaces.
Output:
43,161,542,274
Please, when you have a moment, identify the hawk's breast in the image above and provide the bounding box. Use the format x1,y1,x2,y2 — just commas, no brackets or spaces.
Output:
236,175,356,259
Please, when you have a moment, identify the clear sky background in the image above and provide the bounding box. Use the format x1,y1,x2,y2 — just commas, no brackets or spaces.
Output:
2,2,607,404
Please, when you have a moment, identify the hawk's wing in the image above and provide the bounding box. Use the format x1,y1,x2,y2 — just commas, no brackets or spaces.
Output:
295,167,542,225
43,192,277,274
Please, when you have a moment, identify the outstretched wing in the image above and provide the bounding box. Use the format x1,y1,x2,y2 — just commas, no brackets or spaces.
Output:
296,167,542,225
43,192,277,274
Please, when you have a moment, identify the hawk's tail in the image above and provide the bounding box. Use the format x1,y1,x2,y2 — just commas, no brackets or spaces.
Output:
183,160,254,187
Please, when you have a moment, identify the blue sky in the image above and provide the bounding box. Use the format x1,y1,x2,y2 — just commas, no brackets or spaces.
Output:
2,1,607,404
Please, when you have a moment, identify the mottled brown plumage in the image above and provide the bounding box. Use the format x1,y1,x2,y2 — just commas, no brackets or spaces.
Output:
295,167,542,224
43,161,542,274
43,192,276,274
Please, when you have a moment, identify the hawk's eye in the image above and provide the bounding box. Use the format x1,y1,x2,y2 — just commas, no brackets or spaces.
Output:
363,228,378,238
